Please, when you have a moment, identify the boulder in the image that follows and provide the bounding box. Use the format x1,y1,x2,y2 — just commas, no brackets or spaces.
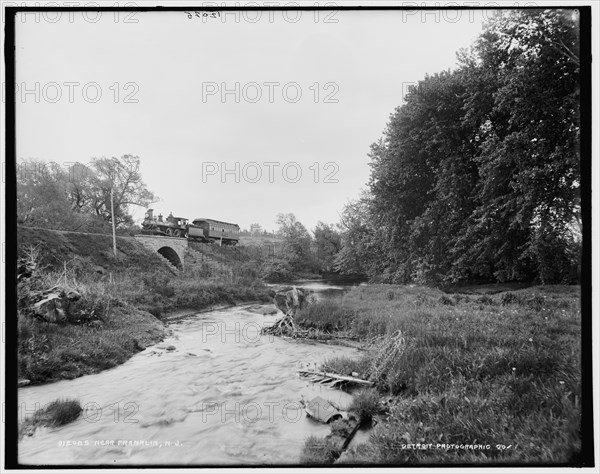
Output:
304,396,342,424
32,293,68,323
28,286,81,324
273,287,310,315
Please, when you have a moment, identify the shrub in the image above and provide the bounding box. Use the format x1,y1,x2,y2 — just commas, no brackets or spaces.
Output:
38,399,82,426
260,259,294,282
476,295,494,305
438,295,454,305
500,292,521,305
349,388,382,422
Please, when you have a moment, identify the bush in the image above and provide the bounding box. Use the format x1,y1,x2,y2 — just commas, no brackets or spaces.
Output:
349,388,382,422
38,399,82,426
438,295,454,305
260,259,294,282
476,295,494,305
501,292,521,305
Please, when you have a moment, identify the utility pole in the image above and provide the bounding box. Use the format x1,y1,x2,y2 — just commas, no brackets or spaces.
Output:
110,181,117,258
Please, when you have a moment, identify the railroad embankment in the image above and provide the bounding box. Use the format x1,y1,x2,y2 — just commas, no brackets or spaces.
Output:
16,227,271,384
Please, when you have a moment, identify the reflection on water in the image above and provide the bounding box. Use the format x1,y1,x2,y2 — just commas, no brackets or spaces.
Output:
281,278,367,301
18,283,363,466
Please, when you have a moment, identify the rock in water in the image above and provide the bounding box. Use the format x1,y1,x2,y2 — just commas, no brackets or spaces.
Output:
273,287,310,316
304,396,342,424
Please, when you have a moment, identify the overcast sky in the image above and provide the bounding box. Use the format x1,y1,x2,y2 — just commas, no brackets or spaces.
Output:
15,8,489,232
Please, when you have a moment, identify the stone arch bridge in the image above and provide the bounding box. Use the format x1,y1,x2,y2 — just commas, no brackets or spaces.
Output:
135,235,188,269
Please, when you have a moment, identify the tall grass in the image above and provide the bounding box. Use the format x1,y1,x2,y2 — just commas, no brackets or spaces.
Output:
298,284,581,464
17,253,271,384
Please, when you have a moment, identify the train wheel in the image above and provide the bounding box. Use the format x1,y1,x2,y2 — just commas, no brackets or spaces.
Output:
173,229,181,237
166,228,173,236
182,230,188,238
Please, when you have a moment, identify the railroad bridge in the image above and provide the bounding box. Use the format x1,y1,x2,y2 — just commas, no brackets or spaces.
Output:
135,235,188,269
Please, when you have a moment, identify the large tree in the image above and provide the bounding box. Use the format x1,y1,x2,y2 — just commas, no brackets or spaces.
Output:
275,213,314,272
455,9,581,283
17,155,157,233
360,8,581,284
313,221,342,272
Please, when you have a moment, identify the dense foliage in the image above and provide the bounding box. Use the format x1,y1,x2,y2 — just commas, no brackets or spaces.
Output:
336,10,581,285
17,155,156,234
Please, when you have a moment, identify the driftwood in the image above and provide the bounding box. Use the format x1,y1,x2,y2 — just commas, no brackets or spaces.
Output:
298,369,374,388
261,287,359,341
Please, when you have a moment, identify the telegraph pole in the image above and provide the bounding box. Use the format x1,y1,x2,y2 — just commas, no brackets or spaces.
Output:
111,186,117,258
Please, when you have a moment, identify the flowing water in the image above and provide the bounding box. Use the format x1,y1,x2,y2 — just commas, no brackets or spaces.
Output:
18,281,366,466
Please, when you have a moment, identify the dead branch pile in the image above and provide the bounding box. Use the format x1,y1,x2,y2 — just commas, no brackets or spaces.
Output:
261,287,316,338
365,330,406,385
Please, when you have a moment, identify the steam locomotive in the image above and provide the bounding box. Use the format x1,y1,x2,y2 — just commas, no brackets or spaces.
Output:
141,209,239,246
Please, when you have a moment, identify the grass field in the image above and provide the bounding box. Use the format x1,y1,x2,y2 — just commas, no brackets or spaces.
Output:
296,284,582,464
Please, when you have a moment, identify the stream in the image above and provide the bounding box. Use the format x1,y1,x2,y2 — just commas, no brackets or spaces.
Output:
18,280,367,465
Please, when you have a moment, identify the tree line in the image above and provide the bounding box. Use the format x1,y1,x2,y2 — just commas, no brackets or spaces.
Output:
335,9,581,285
16,10,582,285
17,155,156,234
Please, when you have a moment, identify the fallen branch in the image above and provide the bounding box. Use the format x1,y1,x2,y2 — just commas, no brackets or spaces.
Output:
298,369,374,387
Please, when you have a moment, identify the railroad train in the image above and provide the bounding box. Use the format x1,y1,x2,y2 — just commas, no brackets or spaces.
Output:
141,209,240,245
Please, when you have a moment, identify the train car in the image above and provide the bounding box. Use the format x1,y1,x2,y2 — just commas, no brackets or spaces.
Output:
189,218,240,245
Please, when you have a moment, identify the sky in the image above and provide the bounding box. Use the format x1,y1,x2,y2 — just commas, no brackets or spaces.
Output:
14,7,489,232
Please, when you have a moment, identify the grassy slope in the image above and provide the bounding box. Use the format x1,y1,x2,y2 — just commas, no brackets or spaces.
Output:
17,226,167,273
17,227,270,384
295,284,582,464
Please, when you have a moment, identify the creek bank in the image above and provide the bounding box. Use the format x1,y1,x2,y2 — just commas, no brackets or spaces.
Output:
18,273,271,386
18,295,274,385
291,283,582,464
18,303,363,465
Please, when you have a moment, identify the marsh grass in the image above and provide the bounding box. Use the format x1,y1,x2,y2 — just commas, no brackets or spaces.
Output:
299,284,581,464
20,398,82,438
349,388,382,423
294,299,355,333
321,355,371,377
300,435,340,464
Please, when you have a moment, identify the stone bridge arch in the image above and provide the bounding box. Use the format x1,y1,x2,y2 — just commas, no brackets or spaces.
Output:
157,246,183,269
134,235,188,270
